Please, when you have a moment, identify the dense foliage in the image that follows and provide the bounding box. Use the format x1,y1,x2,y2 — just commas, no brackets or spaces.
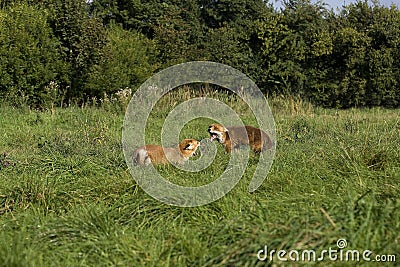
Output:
0,0,399,108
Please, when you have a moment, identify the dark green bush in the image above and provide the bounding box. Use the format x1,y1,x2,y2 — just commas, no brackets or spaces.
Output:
0,0,399,108
85,24,159,97
0,3,69,107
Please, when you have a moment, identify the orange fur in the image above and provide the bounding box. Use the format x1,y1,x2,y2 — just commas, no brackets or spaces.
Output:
133,138,199,166
208,123,272,153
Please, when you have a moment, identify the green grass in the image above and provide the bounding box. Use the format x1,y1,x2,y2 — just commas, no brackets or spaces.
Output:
0,94,399,266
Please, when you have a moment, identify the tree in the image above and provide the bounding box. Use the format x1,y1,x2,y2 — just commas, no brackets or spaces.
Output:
151,0,207,66
199,0,273,83
256,0,333,96
51,0,107,100
329,0,400,107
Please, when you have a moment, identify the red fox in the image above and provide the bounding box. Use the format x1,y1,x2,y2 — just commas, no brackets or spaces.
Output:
208,123,273,153
132,139,200,166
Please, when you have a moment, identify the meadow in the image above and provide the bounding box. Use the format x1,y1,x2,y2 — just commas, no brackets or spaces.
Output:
0,91,399,266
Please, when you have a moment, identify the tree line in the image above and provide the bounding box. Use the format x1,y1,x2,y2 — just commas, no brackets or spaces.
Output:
0,0,399,108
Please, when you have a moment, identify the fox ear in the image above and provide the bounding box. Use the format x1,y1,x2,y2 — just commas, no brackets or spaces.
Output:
184,143,194,150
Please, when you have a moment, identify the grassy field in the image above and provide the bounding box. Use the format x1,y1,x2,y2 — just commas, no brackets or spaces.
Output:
0,92,399,266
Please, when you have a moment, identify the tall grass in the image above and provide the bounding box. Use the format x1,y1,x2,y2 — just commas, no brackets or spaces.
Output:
0,90,399,266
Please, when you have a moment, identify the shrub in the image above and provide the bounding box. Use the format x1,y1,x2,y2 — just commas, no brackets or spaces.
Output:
0,3,69,107
85,24,159,97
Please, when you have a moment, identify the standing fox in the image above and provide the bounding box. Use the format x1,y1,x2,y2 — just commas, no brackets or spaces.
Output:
208,123,273,153
132,138,200,166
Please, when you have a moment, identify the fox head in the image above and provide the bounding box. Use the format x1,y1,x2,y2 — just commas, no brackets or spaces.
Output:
179,138,200,158
208,124,228,143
